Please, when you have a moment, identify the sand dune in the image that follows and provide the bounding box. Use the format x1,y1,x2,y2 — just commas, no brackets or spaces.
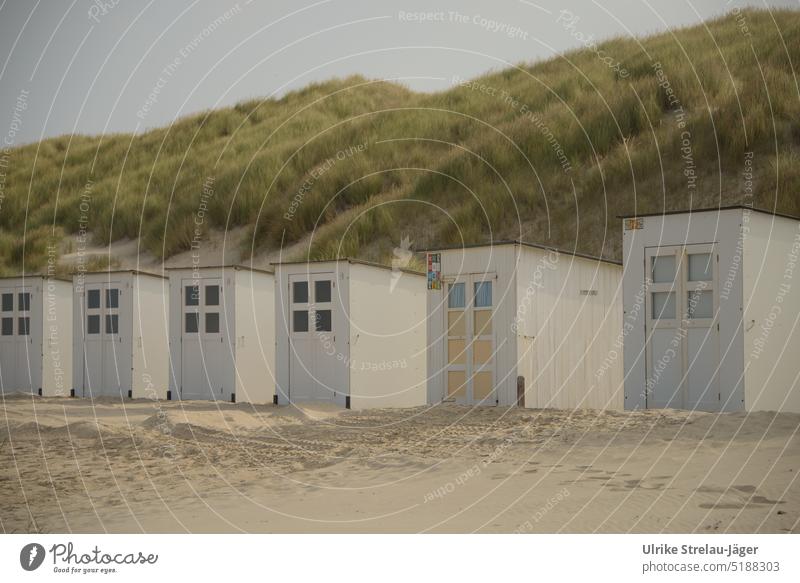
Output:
1,395,798,533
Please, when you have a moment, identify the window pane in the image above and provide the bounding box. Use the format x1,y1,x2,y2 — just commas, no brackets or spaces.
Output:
473,339,493,364
2,293,13,311
293,281,308,304
447,311,465,337
293,310,308,332
185,285,199,306
87,289,100,309
474,282,492,307
688,253,713,282
1,317,12,335
205,285,219,306
688,290,713,319
315,280,331,303
447,339,466,364
87,314,100,334
652,255,676,283
18,317,30,335
185,312,199,333
315,309,332,332
106,288,119,308
205,312,220,333
106,314,118,334
448,283,465,308
652,292,676,319
18,292,30,311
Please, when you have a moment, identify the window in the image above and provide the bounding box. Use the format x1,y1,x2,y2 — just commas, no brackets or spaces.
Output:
474,281,492,307
687,290,713,319
106,288,119,309
205,285,219,306
205,312,220,333
18,292,30,311
293,281,308,303
652,292,676,319
185,285,199,306
105,314,119,334
87,315,100,334
1,317,12,335
448,283,465,309
185,313,199,334
315,309,332,332
688,253,713,282
1,293,12,312
293,310,309,332
652,255,676,283
18,317,30,335
87,289,101,309
315,280,331,303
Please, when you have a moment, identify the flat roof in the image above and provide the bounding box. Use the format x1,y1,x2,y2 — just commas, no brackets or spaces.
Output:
617,205,800,222
271,257,425,277
421,240,622,266
74,269,167,280
0,274,71,283
165,264,274,275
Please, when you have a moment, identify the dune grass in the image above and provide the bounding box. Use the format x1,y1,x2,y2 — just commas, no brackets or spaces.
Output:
1,9,798,275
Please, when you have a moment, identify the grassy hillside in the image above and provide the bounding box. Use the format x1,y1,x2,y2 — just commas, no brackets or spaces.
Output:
1,9,798,275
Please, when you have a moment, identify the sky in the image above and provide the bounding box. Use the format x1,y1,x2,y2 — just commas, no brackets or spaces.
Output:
0,0,796,146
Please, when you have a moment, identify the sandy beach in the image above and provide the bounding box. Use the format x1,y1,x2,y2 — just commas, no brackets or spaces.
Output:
1,395,798,533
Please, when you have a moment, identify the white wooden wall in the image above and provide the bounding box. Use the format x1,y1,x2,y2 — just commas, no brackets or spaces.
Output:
234,269,276,404
131,273,169,399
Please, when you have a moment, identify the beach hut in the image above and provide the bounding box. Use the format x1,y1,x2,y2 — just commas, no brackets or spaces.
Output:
274,259,427,409
425,242,623,409
73,270,169,399
0,275,72,397
621,206,800,413
167,265,275,404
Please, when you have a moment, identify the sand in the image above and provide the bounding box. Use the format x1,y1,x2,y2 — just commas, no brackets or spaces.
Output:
1,395,798,533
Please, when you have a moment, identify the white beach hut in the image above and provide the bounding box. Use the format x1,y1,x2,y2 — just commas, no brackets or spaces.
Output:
426,242,624,409
274,258,427,409
621,206,800,413
167,265,275,404
73,270,169,399
0,275,72,397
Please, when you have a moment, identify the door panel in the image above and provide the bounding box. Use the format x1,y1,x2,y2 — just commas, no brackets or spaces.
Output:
83,282,124,398
0,287,19,392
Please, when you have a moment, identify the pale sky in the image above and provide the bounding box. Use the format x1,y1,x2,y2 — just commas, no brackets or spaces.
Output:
1,0,796,145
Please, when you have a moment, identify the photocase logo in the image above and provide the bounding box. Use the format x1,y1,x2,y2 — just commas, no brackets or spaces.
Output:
390,235,414,293
20,543,46,571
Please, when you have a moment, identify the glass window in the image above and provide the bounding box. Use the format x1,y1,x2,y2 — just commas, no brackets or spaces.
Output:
1,317,12,335
205,285,220,306
1,293,12,312
87,315,100,334
652,292,676,319
185,313,199,333
105,314,118,335
448,283,465,309
293,281,308,303
18,317,30,336
315,309,332,332
106,288,119,309
205,312,220,333
18,292,30,311
652,255,676,283
315,280,331,303
185,285,199,307
688,253,713,282
87,289,101,309
688,290,713,319
293,310,309,332
474,281,492,307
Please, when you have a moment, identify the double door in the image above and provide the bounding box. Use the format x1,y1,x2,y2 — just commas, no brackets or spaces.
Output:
180,278,231,400
83,282,124,397
444,275,496,405
645,244,720,410
0,286,33,392
288,273,340,401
